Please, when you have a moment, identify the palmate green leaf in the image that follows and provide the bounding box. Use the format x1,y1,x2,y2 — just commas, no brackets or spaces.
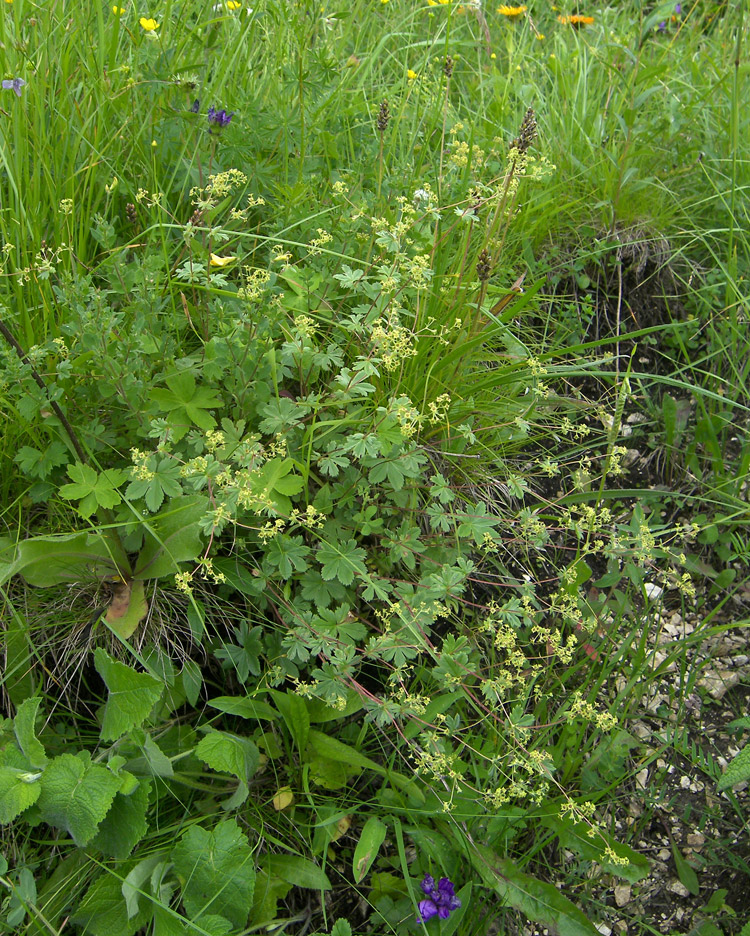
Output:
263,534,310,579
172,819,256,929
150,371,222,438
58,463,129,519
467,844,600,936
317,538,367,586
37,751,121,847
125,457,184,513
95,648,164,741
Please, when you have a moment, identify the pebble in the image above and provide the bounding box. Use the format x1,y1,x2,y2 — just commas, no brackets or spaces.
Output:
614,883,631,907
668,880,691,897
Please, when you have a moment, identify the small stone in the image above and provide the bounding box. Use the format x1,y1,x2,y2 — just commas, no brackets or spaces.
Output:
595,924,612,936
614,884,631,907
635,768,649,790
699,669,740,700
668,880,691,897
687,832,705,847
657,848,671,861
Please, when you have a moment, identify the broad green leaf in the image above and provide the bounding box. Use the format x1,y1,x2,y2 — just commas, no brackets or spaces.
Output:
196,731,260,783
467,844,600,936
91,781,151,859
13,697,48,768
541,815,649,883
263,854,331,890
37,752,121,847
1,532,119,588
306,692,363,723
94,648,163,741
307,729,384,774
207,696,279,721
353,817,387,883
672,842,700,896
130,731,175,778
182,660,203,707
717,743,750,791
271,690,309,754
0,766,42,824
70,871,152,936
123,854,163,919
172,819,256,928
105,579,148,640
133,495,208,580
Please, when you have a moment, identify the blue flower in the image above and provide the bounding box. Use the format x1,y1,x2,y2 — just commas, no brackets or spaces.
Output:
417,875,461,924
207,105,235,131
2,78,26,97
190,98,201,113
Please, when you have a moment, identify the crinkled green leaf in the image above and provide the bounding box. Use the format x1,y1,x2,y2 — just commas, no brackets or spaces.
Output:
0,766,42,824
172,819,256,928
37,752,121,847
94,648,163,741
91,780,151,859
717,742,750,791
196,731,260,783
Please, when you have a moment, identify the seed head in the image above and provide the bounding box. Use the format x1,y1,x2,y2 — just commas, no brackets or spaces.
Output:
377,99,391,133
476,248,492,282
443,55,455,78
512,106,537,154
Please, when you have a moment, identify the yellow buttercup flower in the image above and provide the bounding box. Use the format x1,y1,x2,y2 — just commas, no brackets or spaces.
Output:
497,4,526,15
210,253,236,267
407,69,418,80
139,16,160,30
112,5,125,13
226,0,241,7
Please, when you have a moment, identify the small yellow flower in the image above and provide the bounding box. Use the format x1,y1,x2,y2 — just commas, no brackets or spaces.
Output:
407,68,418,80
490,52,496,59
497,4,526,15
112,5,125,13
536,32,545,39
139,16,159,30
226,0,241,7
380,0,389,5
557,14,594,25
210,253,236,267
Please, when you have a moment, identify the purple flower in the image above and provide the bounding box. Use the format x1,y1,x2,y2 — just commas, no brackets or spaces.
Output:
2,78,26,98
190,98,201,113
207,105,235,132
657,19,667,30
675,2,682,13
417,875,461,924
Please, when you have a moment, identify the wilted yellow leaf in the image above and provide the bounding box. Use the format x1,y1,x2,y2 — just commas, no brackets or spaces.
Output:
272,786,295,810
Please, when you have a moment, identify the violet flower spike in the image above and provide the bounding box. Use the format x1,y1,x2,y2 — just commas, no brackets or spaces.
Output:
417,875,461,924
2,78,26,98
207,105,235,132
675,3,682,13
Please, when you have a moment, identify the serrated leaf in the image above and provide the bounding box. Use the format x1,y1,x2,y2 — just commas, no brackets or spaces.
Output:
353,817,387,883
172,819,256,928
467,844,600,936
263,854,331,890
13,697,48,768
91,781,151,859
0,766,42,824
717,743,750,791
196,731,259,783
207,696,279,720
94,648,163,741
37,752,121,846
317,538,367,586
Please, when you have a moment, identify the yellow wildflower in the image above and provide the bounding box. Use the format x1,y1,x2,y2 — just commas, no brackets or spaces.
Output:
112,5,125,12
407,69,418,80
210,253,236,267
139,16,159,30
226,0,241,7
557,14,594,25
497,4,526,15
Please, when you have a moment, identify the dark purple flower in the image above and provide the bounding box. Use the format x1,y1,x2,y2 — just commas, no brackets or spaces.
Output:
190,99,201,113
674,2,682,13
2,78,26,97
207,105,235,132
417,875,461,924
657,19,666,30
